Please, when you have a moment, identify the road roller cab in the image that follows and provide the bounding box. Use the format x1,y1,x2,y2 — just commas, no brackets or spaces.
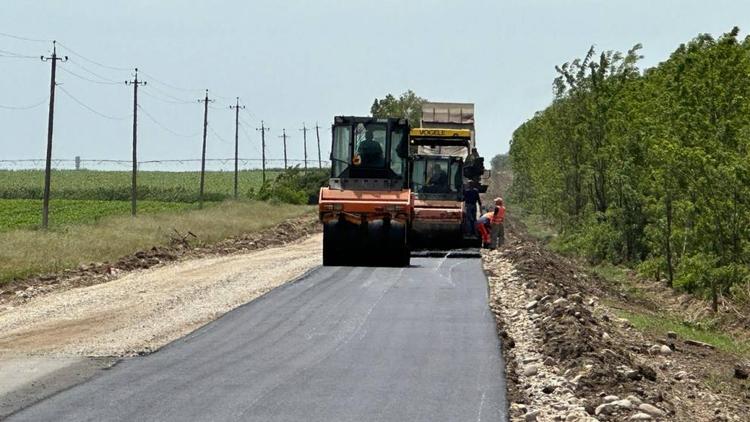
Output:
408,128,472,246
319,116,412,266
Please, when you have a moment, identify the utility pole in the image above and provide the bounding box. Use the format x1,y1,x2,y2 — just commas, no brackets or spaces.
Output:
315,123,322,169
299,123,308,172
256,121,270,183
126,68,146,216
197,89,214,208
229,97,245,199
40,41,67,229
279,129,289,170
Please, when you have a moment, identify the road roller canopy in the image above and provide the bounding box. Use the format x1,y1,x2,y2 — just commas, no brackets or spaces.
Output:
330,116,409,184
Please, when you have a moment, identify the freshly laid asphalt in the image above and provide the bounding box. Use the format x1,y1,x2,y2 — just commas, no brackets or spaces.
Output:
9,257,508,421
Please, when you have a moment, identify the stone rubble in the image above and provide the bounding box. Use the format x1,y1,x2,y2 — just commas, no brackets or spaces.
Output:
482,229,749,421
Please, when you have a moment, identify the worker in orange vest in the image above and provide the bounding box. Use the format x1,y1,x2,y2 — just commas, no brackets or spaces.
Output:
491,197,506,248
476,211,493,248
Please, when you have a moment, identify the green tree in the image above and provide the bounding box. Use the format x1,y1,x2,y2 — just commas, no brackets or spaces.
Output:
507,27,750,308
370,90,427,125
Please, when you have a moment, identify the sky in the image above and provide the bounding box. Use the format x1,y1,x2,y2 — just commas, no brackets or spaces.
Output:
1,0,749,170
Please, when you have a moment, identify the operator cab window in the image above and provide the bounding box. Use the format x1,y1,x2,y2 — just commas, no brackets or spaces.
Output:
390,127,406,178
426,160,450,192
411,160,426,192
331,125,351,177
412,158,457,194
354,123,386,168
450,161,461,192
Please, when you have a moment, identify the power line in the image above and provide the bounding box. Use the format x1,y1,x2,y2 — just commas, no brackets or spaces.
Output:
238,114,255,128
208,124,231,145
0,98,48,110
140,89,193,105
0,48,37,59
139,70,204,93
0,53,36,59
241,108,257,123
211,92,233,101
145,84,195,103
139,70,233,100
137,104,201,137
66,58,123,83
0,31,51,43
58,86,130,120
58,66,121,85
55,41,131,71
238,120,262,155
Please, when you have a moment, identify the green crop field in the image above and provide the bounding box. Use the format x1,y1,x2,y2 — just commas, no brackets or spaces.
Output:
0,199,198,231
0,169,281,203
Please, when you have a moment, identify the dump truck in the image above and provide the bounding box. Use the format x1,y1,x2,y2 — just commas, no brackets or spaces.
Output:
319,116,412,266
408,102,487,247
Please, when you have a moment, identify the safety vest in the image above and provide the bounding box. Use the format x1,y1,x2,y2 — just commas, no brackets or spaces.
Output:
491,206,505,224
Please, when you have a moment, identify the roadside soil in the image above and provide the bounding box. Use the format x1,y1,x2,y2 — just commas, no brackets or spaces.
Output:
484,217,750,422
0,229,322,357
0,214,319,308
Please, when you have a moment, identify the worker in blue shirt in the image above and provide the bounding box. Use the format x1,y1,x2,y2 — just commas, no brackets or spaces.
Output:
463,182,482,234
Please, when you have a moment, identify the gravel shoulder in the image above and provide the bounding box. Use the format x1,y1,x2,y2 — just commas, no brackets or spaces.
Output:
484,218,750,421
0,233,322,357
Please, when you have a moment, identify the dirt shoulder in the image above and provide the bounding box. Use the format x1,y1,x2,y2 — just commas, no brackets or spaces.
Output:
0,230,322,357
484,218,750,422
1,214,319,308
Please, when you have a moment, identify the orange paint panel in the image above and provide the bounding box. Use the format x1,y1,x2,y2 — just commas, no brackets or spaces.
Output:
413,207,463,221
413,199,462,208
318,188,413,220
320,188,411,203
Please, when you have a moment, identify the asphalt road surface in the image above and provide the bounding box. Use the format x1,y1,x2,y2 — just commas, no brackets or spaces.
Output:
9,257,508,421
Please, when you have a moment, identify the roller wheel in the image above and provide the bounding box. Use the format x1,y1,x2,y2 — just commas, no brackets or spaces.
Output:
398,245,411,267
323,222,344,266
385,223,410,267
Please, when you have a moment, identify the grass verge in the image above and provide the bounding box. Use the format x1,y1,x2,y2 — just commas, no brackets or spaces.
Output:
613,308,750,358
1,200,313,284
517,210,750,358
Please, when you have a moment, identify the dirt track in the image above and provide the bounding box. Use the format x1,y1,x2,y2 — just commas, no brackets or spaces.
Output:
0,234,322,357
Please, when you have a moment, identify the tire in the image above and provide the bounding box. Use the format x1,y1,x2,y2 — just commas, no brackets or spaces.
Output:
323,222,343,266
398,245,411,267
385,222,409,267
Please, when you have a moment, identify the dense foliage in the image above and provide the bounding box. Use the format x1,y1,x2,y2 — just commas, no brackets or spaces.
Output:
254,166,329,205
508,28,750,309
370,90,426,124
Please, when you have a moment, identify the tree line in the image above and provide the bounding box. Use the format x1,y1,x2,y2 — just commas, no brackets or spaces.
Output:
508,27,750,310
